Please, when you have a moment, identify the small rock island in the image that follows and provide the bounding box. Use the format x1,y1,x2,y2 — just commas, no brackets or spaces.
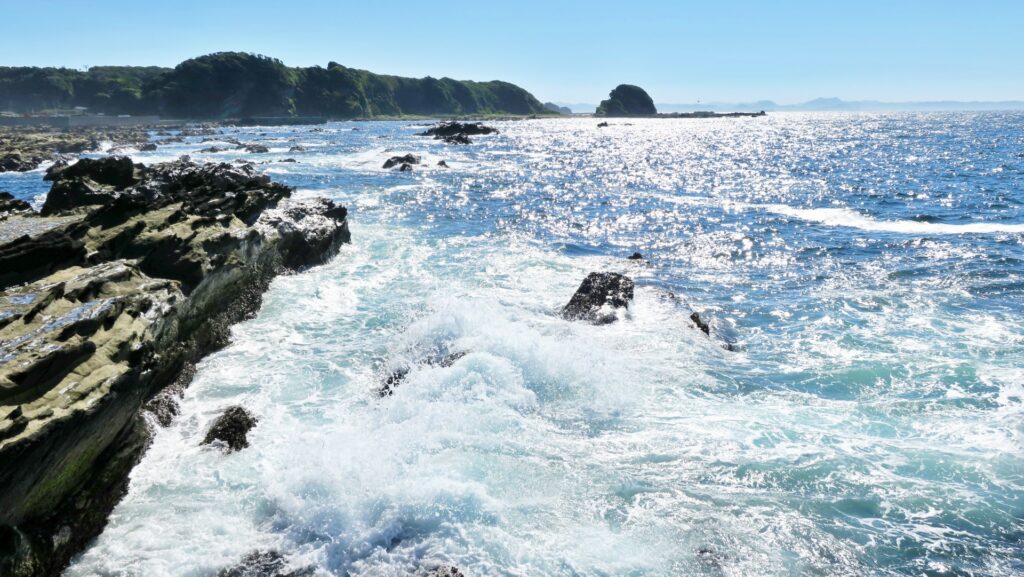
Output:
595,84,659,117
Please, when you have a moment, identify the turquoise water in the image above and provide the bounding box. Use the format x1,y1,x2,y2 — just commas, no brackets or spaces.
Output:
5,114,1021,576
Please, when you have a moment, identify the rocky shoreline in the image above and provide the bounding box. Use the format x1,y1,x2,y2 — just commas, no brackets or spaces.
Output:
0,126,155,174
0,154,350,576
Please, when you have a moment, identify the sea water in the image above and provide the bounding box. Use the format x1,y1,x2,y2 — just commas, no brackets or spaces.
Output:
5,114,1021,576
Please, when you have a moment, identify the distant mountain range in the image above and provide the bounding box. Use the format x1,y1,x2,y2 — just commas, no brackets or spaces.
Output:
555,98,1024,114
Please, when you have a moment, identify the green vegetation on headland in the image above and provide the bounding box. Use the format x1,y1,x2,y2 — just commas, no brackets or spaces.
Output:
0,52,550,120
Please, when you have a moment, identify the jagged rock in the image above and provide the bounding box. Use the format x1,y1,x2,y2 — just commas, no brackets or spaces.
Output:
218,550,315,577
202,406,258,452
417,121,498,138
0,193,31,220
398,163,414,172
437,160,449,168
39,156,143,215
628,252,643,260
597,122,609,128
199,146,229,153
241,144,269,154
561,272,634,325
140,143,158,151
288,145,306,153
383,154,421,169
0,156,350,574
0,152,44,173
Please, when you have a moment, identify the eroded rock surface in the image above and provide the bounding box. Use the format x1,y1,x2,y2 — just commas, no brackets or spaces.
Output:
561,272,634,325
0,156,350,576
202,406,258,452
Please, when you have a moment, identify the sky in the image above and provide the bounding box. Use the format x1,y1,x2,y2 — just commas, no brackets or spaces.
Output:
2,0,1022,105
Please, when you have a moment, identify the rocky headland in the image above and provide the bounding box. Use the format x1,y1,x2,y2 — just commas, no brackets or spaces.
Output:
0,155,350,576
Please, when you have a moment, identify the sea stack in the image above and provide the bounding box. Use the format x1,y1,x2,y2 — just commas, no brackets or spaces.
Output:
595,84,657,117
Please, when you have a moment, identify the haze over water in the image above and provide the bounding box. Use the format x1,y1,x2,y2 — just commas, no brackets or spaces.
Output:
4,113,1019,576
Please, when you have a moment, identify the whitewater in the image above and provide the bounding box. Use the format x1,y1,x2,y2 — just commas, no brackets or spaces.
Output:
2,113,1017,576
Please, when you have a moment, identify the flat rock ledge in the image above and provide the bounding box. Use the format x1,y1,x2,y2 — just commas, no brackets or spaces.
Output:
0,156,350,577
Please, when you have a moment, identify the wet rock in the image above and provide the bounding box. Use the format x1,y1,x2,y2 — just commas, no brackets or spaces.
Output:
561,272,634,325
279,158,297,163
218,550,315,577
379,350,468,396
199,146,229,153
241,144,270,154
418,121,498,138
628,252,643,260
428,566,466,577
39,156,142,215
398,163,414,172
597,121,609,128
0,156,350,574
690,311,711,335
288,145,306,153
442,133,472,145
437,160,449,168
202,406,258,452
383,153,421,169
139,143,158,151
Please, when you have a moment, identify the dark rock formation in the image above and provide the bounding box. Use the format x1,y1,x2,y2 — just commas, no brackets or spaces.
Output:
39,156,142,215
562,272,635,325
595,85,657,117
418,121,498,145
437,160,449,168
288,145,306,153
217,550,315,577
383,154,421,169
139,143,158,151
442,134,472,145
0,156,350,576
199,146,230,153
690,312,711,335
241,144,269,154
0,153,45,173
202,406,258,452
628,252,643,260
597,122,609,128
0,193,32,220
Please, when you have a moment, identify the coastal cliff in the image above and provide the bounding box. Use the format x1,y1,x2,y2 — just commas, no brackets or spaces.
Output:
0,156,350,576
0,52,548,119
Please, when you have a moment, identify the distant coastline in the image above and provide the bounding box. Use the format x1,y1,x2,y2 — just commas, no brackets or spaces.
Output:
557,97,1024,114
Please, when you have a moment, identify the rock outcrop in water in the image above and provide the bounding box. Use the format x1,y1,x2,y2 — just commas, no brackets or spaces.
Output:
561,272,634,325
417,121,499,145
0,157,350,577
383,154,421,170
202,406,258,452
595,84,657,117
0,127,150,173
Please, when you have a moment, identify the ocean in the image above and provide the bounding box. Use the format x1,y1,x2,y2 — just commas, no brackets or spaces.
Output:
5,113,1022,576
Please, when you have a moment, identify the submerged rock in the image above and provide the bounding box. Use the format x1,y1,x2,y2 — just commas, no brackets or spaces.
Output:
428,566,466,577
288,145,306,153
561,272,634,325
202,406,258,452
442,133,472,145
379,350,468,397
218,550,315,577
139,143,158,151
383,153,421,169
241,144,270,154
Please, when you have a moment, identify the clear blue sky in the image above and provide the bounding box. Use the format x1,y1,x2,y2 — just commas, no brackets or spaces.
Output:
2,0,1022,104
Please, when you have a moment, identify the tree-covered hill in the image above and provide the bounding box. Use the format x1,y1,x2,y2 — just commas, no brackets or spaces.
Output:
0,52,548,119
